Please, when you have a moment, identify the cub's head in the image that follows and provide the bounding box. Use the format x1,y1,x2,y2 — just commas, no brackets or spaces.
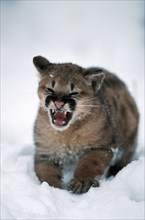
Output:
33,56,105,131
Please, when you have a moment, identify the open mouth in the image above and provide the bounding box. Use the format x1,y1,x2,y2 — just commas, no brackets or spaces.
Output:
50,109,73,127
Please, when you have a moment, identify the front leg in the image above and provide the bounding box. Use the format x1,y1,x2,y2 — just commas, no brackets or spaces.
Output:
35,154,62,189
68,148,113,194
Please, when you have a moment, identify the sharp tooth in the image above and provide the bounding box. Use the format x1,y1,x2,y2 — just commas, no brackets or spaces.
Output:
64,111,67,116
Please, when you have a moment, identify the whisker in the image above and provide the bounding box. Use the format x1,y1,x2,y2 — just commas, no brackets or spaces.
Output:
81,97,98,102
77,104,106,111
78,104,102,108
77,109,97,117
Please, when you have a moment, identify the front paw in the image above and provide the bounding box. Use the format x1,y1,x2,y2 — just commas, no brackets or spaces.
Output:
67,177,99,194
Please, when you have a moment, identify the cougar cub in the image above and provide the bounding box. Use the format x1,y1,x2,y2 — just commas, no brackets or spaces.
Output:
33,56,139,194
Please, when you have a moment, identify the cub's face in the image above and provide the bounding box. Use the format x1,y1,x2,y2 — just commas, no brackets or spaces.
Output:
33,56,104,131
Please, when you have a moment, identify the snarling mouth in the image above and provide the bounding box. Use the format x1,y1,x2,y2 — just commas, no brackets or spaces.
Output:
50,109,73,127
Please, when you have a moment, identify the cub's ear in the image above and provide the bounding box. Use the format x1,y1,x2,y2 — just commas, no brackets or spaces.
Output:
33,56,51,75
85,71,105,92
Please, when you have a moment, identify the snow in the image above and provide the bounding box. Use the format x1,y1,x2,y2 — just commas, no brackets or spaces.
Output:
1,1,144,220
1,146,144,219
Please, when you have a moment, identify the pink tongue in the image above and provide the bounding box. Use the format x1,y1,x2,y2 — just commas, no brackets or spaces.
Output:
54,112,66,126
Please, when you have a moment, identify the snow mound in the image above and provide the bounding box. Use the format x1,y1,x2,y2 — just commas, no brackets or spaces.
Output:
1,143,144,220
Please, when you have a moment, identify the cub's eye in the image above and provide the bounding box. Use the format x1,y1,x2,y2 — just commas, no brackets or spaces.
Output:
46,88,55,95
69,92,79,97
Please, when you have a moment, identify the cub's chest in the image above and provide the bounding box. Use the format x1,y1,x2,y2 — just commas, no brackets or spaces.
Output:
45,125,99,153
44,131,86,155
40,128,100,167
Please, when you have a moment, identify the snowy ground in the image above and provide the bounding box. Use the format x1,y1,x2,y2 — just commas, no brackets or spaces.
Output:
1,1,144,219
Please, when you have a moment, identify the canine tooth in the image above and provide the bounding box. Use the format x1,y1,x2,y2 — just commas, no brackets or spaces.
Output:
64,111,67,116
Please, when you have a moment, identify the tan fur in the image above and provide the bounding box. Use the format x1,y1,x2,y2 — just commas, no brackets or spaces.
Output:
33,56,139,193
